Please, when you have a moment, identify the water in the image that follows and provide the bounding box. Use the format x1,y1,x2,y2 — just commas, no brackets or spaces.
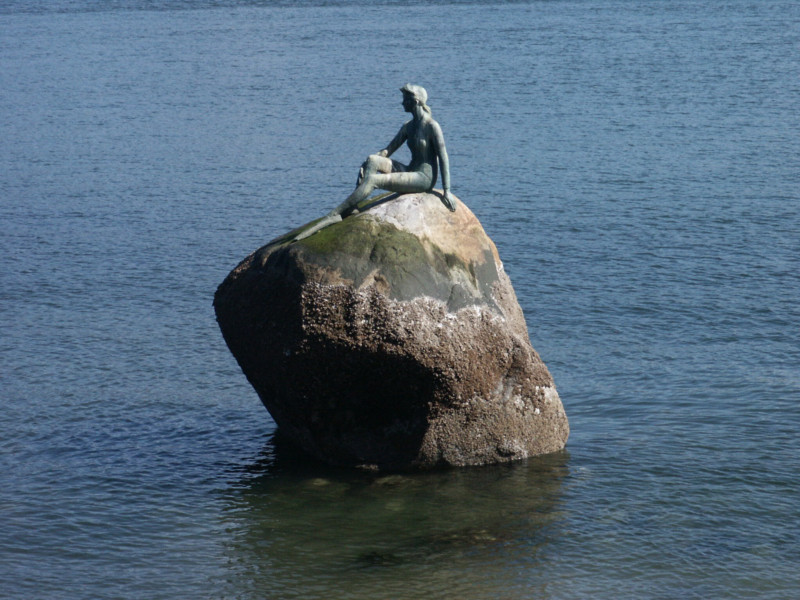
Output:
1,1,798,598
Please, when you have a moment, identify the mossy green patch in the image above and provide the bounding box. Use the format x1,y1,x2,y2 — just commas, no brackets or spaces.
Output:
297,214,380,258
276,192,396,249
304,218,495,311
304,215,436,267
263,194,500,310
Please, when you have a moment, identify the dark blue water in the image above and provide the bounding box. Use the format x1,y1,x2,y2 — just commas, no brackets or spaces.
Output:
2,1,798,598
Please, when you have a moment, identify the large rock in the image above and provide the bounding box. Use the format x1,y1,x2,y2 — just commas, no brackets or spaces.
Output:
214,191,568,470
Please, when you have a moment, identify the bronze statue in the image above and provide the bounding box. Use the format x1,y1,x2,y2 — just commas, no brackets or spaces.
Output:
294,84,455,241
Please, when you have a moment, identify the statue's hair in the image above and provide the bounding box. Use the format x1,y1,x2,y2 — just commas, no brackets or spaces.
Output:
401,83,432,115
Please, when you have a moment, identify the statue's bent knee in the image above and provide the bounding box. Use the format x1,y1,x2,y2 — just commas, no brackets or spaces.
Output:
358,154,388,186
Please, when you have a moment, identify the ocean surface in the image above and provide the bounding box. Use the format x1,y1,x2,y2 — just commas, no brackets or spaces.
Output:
1,1,798,598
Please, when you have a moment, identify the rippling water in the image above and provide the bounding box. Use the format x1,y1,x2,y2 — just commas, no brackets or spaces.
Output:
2,1,798,598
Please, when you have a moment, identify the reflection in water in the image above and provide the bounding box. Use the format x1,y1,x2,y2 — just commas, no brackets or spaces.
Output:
219,433,570,600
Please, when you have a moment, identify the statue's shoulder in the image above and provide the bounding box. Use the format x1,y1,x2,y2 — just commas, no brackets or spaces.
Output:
425,116,443,134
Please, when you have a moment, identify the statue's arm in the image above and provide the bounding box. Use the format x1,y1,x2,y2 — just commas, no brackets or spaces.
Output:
432,121,456,211
378,123,408,158
433,122,450,191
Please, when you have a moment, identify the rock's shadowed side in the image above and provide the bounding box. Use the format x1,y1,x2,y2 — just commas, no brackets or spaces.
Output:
214,192,568,470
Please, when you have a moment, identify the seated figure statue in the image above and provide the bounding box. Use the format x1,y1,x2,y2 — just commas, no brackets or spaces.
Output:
294,84,456,241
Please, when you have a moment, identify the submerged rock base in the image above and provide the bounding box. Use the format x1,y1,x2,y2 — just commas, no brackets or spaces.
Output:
214,192,568,471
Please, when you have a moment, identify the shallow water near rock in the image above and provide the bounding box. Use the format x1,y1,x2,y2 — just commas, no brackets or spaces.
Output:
1,1,798,598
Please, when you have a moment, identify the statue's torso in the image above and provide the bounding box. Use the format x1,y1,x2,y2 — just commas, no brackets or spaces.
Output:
405,119,437,183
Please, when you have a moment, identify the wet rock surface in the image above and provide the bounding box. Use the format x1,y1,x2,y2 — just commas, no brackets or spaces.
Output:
214,192,568,470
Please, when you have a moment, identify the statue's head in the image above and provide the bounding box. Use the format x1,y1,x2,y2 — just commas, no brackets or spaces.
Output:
400,84,431,114
401,83,427,105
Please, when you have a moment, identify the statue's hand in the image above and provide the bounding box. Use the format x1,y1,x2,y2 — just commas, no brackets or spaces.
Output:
443,190,456,212
377,149,389,157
